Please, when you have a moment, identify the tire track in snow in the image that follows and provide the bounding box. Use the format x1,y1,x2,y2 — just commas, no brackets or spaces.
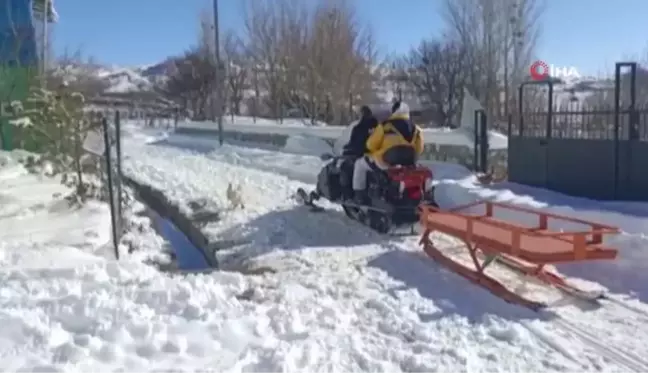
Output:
599,295,648,323
546,313,648,372
384,238,648,371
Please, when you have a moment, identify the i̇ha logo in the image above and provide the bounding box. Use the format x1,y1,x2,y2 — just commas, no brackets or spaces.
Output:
529,60,550,80
529,60,580,81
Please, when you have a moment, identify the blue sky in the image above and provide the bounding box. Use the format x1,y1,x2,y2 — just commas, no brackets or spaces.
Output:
52,0,647,75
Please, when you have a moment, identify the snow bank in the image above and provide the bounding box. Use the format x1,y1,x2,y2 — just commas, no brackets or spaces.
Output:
224,115,328,127
282,134,333,156
120,120,170,144
424,161,475,182
0,149,37,168
0,153,110,253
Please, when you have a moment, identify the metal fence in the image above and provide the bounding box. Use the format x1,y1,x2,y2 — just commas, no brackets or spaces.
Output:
507,62,648,201
87,111,125,259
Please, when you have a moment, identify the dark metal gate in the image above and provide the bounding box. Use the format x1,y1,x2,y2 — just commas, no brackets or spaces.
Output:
473,109,488,173
508,62,648,201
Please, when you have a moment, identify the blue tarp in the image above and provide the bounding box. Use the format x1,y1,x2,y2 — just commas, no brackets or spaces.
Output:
0,0,38,66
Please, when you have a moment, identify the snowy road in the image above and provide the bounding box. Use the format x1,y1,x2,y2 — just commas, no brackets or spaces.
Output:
120,128,648,372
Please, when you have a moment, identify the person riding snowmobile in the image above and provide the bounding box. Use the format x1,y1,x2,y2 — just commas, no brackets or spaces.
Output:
342,105,378,157
341,106,377,199
351,101,424,203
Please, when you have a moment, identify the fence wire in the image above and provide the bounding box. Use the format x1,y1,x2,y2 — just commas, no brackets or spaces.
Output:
509,107,648,141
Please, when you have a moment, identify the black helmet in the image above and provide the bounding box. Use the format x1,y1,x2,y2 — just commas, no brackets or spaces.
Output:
359,105,372,118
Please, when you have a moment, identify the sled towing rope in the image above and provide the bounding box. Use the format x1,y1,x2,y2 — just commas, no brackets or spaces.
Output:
418,200,620,310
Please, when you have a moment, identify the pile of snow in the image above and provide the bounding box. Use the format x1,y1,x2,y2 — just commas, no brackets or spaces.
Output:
0,150,112,256
423,161,475,181
223,116,328,127
192,115,328,129
120,120,170,144
282,134,333,156
97,68,154,93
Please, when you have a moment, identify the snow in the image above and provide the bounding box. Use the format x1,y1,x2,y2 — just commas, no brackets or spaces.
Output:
0,151,111,252
123,127,648,371
435,176,648,302
188,116,328,130
282,134,333,156
3,121,648,371
332,120,356,156
97,68,154,93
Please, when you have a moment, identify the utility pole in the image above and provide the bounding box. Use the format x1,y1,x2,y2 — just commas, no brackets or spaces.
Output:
41,0,49,87
213,0,224,145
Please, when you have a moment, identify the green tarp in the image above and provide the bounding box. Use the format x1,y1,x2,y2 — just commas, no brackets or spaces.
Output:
0,0,57,150
0,66,33,150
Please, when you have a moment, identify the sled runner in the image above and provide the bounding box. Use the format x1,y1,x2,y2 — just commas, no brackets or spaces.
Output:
419,200,620,310
296,153,437,235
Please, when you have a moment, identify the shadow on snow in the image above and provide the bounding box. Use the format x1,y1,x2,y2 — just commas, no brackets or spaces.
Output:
364,250,607,323
216,204,385,255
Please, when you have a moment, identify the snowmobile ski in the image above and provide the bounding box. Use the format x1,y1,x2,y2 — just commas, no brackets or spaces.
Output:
295,188,325,212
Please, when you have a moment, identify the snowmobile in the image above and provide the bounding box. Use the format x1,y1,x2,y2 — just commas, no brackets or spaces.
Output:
295,150,438,234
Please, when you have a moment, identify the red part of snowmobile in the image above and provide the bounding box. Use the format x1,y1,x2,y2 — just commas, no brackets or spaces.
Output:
386,166,433,201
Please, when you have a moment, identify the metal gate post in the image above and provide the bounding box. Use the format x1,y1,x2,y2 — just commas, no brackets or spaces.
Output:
614,62,637,199
479,110,488,173
518,80,555,136
473,110,488,173
473,110,480,171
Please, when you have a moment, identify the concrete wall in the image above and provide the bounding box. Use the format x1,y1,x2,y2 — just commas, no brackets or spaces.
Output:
175,124,508,173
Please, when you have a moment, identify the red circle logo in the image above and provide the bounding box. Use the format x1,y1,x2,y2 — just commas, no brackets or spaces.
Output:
529,60,549,80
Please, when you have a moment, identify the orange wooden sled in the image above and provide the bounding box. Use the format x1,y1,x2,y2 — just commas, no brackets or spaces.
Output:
419,200,620,310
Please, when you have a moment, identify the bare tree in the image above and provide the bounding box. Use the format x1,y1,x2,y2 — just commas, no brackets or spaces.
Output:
242,0,299,118
198,8,216,58
49,50,109,98
398,39,467,127
442,0,544,124
300,0,378,125
163,48,216,119
222,31,249,116
241,0,377,124
197,8,220,119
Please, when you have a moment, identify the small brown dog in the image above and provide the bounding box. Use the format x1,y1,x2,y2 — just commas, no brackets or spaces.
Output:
226,182,244,209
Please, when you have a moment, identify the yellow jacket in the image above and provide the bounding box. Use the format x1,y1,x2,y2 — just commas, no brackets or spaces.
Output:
366,113,424,165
